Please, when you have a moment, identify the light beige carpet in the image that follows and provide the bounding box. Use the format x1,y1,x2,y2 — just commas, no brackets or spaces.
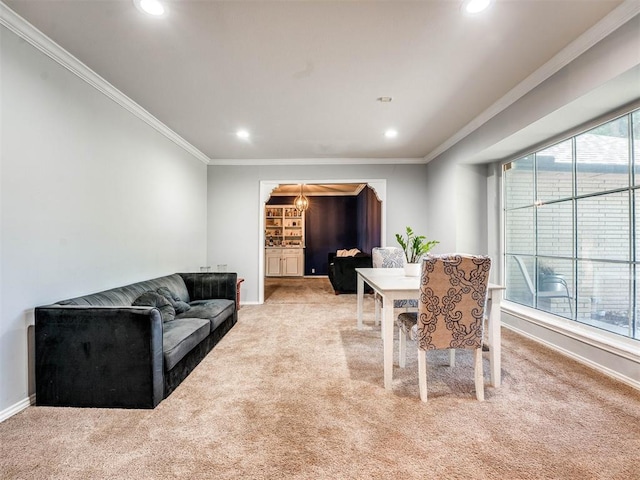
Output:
1,277,639,479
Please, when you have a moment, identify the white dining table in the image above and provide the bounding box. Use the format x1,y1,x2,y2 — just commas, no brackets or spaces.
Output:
355,267,505,391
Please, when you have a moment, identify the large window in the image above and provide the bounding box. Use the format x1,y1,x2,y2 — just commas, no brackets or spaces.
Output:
504,108,639,340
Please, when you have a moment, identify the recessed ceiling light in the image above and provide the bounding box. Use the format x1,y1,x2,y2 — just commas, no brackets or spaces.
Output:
384,129,398,139
377,97,393,103
462,0,492,14
236,129,250,140
134,0,165,16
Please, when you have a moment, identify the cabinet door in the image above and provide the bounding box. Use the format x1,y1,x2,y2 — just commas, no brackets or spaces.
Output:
282,250,303,276
265,251,282,276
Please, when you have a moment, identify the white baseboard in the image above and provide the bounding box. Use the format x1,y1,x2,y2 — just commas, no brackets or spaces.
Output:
0,394,34,423
503,322,640,392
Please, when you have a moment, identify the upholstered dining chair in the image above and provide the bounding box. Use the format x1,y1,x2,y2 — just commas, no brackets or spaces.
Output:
371,247,418,327
396,254,492,402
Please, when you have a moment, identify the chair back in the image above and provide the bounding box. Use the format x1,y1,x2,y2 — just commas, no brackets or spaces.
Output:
372,247,405,268
513,255,535,295
416,254,491,351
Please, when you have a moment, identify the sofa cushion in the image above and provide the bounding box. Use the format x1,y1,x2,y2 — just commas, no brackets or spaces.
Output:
57,273,190,307
162,318,210,371
133,291,176,323
174,300,191,314
178,299,235,332
156,287,191,314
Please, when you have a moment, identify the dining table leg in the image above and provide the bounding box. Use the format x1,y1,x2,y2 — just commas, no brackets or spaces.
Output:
357,273,364,330
383,294,394,390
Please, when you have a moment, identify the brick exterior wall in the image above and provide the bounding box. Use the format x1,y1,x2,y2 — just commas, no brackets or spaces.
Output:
503,114,638,339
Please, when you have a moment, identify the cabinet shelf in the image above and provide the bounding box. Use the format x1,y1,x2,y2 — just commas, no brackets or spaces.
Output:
265,204,305,276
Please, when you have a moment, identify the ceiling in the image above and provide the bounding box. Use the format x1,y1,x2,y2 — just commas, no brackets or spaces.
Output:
4,0,633,164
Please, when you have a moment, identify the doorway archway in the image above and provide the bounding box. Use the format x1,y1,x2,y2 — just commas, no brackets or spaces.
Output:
258,179,386,304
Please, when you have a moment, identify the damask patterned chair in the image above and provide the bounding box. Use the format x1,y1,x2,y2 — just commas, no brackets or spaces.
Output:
371,247,418,326
396,254,492,402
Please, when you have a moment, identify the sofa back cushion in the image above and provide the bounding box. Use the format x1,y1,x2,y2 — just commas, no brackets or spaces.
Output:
156,287,191,314
57,274,190,307
132,291,176,323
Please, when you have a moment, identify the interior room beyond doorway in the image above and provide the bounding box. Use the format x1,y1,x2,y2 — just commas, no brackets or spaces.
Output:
258,179,386,304
266,183,381,277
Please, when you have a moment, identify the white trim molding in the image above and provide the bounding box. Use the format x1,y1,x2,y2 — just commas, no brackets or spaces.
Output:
0,2,211,165
0,394,34,424
258,178,386,208
501,302,640,391
211,157,426,166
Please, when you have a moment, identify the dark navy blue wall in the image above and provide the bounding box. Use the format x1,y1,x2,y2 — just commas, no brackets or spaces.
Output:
357,187,382,255
267,188,380,276
304,196,358,275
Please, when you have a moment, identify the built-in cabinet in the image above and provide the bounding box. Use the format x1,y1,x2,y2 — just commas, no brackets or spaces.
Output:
265,248,304,276
265,206,305,277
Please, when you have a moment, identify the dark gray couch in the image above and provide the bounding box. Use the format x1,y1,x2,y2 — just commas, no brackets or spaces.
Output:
328,252,373,294
35,272,237,409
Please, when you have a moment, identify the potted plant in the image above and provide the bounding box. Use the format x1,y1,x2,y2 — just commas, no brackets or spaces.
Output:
395,226,439,276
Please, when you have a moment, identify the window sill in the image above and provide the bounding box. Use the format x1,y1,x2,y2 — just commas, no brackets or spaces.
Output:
501,301,639,363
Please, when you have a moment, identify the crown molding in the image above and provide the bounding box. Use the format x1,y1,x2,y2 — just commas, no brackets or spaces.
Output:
208,157,426,166
0,2,211,165
424,0,640,164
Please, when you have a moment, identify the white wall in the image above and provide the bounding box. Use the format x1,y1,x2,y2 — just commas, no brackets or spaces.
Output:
0,26,208,418
455,164,489,254
207,163,431,303
424,161,490,256
426,15,640,387
424,158,457,253
486,164,502,283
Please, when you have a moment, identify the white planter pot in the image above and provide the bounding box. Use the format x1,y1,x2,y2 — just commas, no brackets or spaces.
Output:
403,262,421,277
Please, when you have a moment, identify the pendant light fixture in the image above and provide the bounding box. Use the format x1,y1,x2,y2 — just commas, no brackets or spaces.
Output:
294,184,309,212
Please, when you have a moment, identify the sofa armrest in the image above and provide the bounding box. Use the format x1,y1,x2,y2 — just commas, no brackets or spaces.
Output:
35,306,164,408
178,272,238,303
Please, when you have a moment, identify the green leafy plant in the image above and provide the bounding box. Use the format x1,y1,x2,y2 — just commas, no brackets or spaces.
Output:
395,226,439,263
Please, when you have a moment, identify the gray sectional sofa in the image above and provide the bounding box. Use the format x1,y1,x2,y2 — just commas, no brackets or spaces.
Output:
35,272,237,409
